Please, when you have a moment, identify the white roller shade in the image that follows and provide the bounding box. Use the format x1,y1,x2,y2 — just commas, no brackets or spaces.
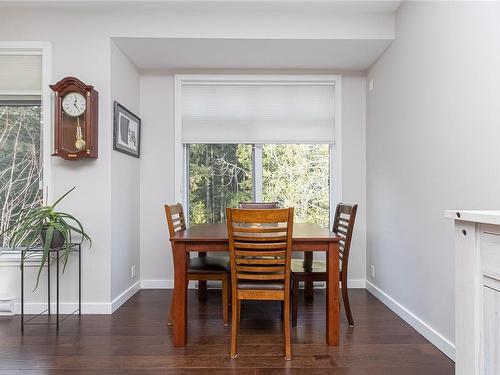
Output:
181,84,335,144
0,54,42,99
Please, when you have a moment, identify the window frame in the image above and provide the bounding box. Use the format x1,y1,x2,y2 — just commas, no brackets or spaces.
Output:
0,42,52,257
175,74,342,227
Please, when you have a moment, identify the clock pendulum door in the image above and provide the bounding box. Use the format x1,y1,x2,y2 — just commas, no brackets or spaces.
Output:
75,117,86,151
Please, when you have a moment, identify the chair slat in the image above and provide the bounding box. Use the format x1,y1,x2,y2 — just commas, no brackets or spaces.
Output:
233,235,287,243
231,208,291,224
238,202,279,209
337,227,348,236
338,223,349,231
236,265,285,273
235,241,287,250
235,250,287,257
237,273,285,280
237,258,286,265
233,226,287,233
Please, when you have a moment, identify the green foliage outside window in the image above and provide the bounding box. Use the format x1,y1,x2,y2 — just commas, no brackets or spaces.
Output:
188,143,330,227
262,144,330,227
188,144,253,224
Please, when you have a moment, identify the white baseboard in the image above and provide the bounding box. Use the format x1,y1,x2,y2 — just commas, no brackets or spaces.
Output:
15,301,112,314
13,280,141,315
111,280,141,313
343,278,366,288
366,280,455,361
141,278,366,289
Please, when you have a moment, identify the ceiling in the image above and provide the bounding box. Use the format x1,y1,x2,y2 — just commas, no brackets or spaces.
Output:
0,1,403,13
114,37,393,72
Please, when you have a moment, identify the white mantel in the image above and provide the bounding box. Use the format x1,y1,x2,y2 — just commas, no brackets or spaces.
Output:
446,210,500,375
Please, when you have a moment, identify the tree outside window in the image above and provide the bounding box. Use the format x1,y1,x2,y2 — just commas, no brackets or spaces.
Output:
0,103,42,247
187,143,330,227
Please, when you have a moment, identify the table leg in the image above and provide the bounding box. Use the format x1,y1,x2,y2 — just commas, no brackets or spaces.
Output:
304,252,314,299
198,252,207,301
172,242,188,347
326,241,340,345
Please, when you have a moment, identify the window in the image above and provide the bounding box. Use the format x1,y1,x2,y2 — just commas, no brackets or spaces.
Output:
177,75,341,227
0,102,43,247
187,143,330,226
0,50,46,249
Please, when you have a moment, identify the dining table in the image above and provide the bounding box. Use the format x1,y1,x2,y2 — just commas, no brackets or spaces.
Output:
169,222,342,347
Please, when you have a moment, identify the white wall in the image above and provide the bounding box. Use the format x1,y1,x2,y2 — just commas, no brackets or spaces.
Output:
0,4,375,310
366,1,500,359
139,74,175,287
139,73,366,288
342,76,366,286
110,41,141,301
0,10,114,312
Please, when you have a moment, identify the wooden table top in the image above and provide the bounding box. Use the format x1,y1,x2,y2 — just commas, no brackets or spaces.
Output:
170,223,341,243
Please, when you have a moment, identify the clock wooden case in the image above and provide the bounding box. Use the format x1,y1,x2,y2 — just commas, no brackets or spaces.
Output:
50,77,98,160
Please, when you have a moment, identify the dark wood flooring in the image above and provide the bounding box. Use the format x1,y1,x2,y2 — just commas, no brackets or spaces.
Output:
0,289,454,374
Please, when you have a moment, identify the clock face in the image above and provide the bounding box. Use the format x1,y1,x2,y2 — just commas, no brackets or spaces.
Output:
62,92,86,117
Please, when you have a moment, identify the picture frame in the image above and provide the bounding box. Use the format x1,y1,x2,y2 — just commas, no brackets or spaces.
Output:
113,101,141,158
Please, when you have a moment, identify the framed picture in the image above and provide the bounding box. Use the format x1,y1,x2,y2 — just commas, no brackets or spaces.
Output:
113,101,141,158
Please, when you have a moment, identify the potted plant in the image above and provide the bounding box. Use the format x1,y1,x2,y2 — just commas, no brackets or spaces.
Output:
0,187,91,289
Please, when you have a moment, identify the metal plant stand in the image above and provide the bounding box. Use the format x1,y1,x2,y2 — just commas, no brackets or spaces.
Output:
21,243,81,331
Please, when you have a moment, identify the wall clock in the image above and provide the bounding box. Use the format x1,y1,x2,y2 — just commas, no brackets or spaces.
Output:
50,77,98,160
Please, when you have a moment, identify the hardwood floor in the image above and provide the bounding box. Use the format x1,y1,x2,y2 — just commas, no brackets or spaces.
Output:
0,289,454,374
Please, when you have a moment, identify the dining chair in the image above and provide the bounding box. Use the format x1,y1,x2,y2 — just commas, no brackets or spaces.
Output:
291,203,358,327
226,207,294,360
164,203,230,326
238,202,279,209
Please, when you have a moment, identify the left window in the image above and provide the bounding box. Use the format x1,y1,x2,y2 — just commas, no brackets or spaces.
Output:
0,52,44,248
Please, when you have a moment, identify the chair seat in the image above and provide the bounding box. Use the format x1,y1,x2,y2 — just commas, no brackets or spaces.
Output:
188,256,229,273
238,280,285,290
291,259,327,274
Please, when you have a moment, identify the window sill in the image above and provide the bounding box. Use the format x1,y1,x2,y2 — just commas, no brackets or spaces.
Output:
0,251,43,267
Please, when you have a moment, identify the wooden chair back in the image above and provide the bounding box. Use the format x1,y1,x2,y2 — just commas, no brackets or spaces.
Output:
238,202,279,209
164,203,187,239
226,208,294,286
332,203,358,272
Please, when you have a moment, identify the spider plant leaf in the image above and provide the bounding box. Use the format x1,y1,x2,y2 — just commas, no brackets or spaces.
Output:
51,186,76,209
55,213,92,247
34,225,53,291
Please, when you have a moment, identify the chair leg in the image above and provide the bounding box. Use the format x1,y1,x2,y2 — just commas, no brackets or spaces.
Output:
237,300,241,323
230,295,239,358
222,275,229,326
283,296,292,360
292,276,299,327
304,253,314,300
341,273,354,327
198,280,207,301
167,300,173,326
